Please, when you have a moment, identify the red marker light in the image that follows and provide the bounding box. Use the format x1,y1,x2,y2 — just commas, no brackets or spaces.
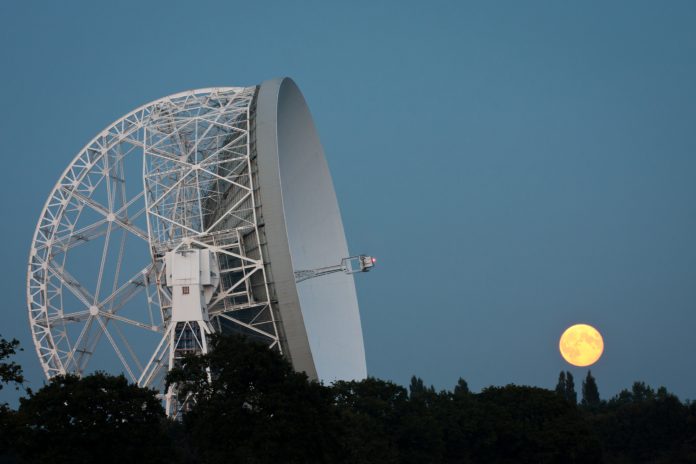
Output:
372,257,377,263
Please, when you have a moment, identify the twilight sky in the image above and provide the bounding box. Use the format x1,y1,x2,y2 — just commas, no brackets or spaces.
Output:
2,0,696,402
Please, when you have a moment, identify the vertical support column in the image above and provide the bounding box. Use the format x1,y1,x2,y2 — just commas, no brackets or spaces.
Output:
163,248,217,418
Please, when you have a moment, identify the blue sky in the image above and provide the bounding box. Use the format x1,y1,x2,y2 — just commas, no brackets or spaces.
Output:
2,0,696,402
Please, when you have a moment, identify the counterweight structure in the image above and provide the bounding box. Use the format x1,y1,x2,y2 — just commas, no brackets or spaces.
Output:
27,78,369,417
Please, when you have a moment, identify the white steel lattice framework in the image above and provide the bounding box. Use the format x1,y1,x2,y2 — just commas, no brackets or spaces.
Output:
27,87,282,416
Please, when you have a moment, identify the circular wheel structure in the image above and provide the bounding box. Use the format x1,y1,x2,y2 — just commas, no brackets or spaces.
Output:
27,78,367,416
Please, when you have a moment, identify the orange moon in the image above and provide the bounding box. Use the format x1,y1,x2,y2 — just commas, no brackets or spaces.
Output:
559,324,604,367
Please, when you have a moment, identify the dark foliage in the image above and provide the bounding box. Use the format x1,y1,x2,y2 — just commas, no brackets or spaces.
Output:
453,377,470,396
11,373,176,464
581,370,601,409
0,336,24,463
555,370,578,405
2,336,696,463
0,337,23,393
166,334,344,464
332,377,407,463
473,385,601,462
565,371,577,405
589,382,696,463
555,371,566,397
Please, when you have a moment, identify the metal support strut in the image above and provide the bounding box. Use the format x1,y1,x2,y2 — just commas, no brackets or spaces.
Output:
294,255,376,283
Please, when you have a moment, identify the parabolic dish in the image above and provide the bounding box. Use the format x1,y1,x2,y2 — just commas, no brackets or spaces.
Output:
255,78,366,382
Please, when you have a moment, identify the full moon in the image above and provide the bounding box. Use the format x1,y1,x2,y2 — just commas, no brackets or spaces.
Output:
559,324,604,367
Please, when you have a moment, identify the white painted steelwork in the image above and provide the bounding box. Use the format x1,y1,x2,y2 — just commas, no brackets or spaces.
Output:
27,78,368,417
294,255,376,283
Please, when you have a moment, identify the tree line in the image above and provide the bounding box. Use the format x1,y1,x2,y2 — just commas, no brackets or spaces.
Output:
1,334,695,463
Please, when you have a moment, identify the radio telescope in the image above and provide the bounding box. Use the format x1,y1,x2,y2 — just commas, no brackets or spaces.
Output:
27,78,373,416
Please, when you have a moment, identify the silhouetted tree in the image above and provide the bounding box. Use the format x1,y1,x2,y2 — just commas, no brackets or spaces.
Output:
4,330,696,463
0,337,23,393
593,382,694,462
0,336,23,463
13,373,174,463
453,377,470,397
407,375,436,404
555,371,566,397
333,378,406,463
581,370,600,408
555,371,577,404
435,378,480,463
409,376,426,398
473,385,601,462
565,372,577,405
631,381,655,402
167,334,343,464
400,377,443,463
